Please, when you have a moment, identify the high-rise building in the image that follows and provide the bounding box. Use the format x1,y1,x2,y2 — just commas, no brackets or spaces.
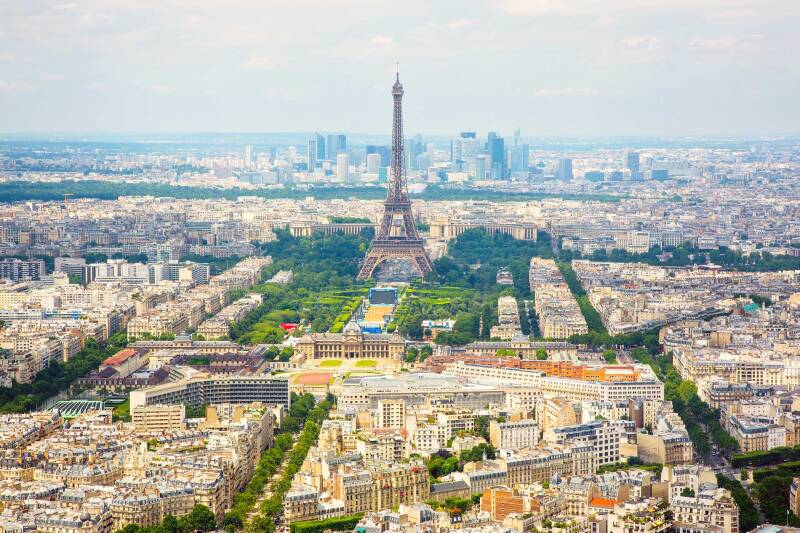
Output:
325,134,336,159
415,152,432,172
315,133,326,160
244,145,252,166
625,150,640,172
452,135,479,165
326,134,347,160
557,158,573,180
366,153,381,174
336,152,349,183
409,135,425,169
487,132,506,179
514,128,521,146
474,154,488,180
307,137,317,171
287,146,297,164
366,145,391,167
510,144,530,173
460,131,477,139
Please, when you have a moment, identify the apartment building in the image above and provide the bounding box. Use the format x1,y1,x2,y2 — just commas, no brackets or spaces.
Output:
529,258,588,339
129,374,290,410
0,259,46,281
544,420,623,466
489,296,523,341
443,362,664,402
671,488,740,533
132,404,186,432
331,463,430,516
375,399,405,429
489,419,539,450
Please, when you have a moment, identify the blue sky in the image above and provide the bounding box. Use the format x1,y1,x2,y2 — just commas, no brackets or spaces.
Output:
1,0,798,136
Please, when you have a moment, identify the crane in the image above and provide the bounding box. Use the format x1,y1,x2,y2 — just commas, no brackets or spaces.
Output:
63,193,73,205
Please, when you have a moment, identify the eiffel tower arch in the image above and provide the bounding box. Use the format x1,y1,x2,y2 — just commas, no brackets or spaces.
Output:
357,71,433,281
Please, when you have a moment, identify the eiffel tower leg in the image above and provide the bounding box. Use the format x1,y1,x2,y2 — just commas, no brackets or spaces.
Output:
357,253,380,281
414,253,433,276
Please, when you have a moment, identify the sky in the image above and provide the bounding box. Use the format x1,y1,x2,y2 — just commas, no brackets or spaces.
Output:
0,0,798,137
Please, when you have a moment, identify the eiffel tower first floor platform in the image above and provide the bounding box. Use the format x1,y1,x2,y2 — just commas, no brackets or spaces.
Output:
356,238,433,280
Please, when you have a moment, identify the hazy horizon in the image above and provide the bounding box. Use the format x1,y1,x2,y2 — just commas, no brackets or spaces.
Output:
2,0,799,136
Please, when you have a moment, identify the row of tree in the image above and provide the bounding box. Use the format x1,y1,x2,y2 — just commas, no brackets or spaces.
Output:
0,180,623,204
628,348,739,457
0,332,128,413
559,243,800,272
222,393,325,531
248,395,334,533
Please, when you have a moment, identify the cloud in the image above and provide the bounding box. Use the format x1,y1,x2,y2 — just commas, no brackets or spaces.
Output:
53,2,80,11
39,74,65,81
443,18,477,29
240,56,274,70
0,80,33,91
144,83,176,94
535,87,600,97
263,89,301,102
620,35,661,48
689,34,765,50
500,0,576,16
86,81,109,91
370,35,393,45
77,12,113,29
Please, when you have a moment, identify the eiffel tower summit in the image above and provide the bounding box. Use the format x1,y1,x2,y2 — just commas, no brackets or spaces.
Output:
356,70,433,281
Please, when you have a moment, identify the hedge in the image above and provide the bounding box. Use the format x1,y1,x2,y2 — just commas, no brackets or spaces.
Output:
731,446,800,468
289,514,364,533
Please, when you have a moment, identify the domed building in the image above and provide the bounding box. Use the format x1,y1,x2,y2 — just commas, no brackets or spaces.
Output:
295,320,405,361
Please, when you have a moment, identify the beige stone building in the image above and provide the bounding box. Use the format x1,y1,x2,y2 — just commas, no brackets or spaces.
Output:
294,321,404,360
132,404,186,433
332,463,429,515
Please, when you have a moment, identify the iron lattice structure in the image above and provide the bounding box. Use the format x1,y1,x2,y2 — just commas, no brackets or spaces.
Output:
357,73,433,280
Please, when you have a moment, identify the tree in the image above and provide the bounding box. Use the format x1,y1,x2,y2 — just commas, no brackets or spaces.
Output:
535,348,548,360
474,415,490,440
677,380,698,404
427,455,445,478
161,515,181,533
680,487,695,497
279,347,294,362
221,513,243,532
603,349,617,364
419,344,433,362
250,515,276,533
400,314,424,340
460,443,496,462
186,503,217,532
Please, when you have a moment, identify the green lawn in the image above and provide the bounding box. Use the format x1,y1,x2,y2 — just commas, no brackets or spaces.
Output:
112,399,131,422
354,359,377,368
319,359,342,367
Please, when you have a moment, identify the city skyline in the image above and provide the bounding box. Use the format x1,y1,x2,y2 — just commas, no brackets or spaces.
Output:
1,0,799,136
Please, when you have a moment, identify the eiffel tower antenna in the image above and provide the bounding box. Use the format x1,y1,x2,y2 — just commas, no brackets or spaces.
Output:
357,69,433,281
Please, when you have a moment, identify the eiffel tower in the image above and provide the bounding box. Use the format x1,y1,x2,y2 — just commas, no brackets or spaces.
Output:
357,70,433,281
